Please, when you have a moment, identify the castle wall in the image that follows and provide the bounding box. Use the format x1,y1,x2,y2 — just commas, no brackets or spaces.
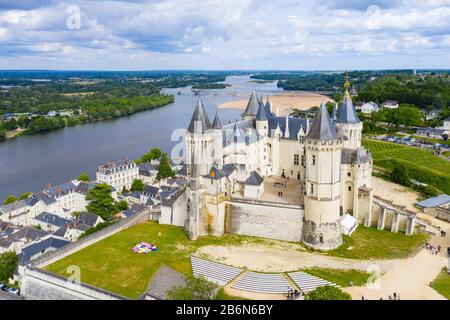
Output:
277,139,305,180
226,198,304,242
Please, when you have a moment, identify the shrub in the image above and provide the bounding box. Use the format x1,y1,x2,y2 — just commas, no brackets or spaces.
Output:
305,285,351,300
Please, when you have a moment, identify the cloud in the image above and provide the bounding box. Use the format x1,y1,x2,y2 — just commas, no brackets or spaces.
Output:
0,0,448,69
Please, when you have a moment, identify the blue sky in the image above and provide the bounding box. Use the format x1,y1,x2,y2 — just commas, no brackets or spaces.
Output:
0,0,449,70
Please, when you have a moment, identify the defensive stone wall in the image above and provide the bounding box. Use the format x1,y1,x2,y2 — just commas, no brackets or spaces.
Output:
227,197,304,242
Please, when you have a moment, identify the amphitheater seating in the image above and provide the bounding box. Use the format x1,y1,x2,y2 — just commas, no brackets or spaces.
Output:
231,272,292,294
190,256,243,286
287,271,340,293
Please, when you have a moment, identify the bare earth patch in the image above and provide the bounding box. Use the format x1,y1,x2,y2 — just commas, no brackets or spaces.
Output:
371,176,421,212
217,92,332,116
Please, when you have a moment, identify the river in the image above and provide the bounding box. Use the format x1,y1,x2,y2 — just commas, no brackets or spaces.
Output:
0,75,281,200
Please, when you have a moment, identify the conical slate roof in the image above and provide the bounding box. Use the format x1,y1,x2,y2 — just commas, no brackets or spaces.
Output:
256,101,269,121
187,98,211,133
212,112,222,129
336,92,360,123
264,98,272,115
331,103,337,121
244,171,264,186
307,102,338,140
241,90,260,117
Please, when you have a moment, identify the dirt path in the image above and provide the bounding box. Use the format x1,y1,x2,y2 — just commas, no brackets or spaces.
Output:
371,176,421,212
196,244,400,273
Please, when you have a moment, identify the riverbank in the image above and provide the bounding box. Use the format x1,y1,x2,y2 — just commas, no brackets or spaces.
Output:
217,92,332,116
0,94,174,143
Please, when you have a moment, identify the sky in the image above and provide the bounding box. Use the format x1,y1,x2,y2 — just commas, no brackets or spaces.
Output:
0,0,449,70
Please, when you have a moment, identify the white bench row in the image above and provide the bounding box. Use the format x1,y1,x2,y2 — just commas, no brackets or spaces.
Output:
190,256,243,286
288,271,339,293
231,272,292,294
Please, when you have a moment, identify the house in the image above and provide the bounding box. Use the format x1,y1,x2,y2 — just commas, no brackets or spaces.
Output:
425,110,440,121
159,188,186,227
417,194,450,223
416,127,449,139
124,191,142,205
0,227,49,254
19,236,70,265
381,100,399,109
77,212,103,227
141,184,161,205
0,200,31,226
96,159,139,191
243,171,264,200
360,101,379,114
139,163,158,184
117,204,147,219
47,111,57,117
33,212,71,232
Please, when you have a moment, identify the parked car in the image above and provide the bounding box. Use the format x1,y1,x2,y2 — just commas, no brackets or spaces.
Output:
0,283,6,291
7,287,20,295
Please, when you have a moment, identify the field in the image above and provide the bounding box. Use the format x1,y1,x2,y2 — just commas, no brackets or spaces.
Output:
431,269,450,299
326,226,428,260
363,139,450,194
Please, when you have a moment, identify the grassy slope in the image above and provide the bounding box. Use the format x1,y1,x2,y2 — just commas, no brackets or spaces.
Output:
431,269,450,299
363,139,450,193
301,268,371,287
326,226,428,260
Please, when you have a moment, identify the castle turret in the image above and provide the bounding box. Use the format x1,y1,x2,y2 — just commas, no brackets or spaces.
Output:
186,98,214,178
335,72,362,150
241,90,260,120
302,101,343,250
212,112,223,168
256,101,269,137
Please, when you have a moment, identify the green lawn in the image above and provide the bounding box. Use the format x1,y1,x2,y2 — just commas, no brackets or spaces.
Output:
326,226,428,260
363,139,450,194
45,221,280,298
431,269,450,299
301,268,371,287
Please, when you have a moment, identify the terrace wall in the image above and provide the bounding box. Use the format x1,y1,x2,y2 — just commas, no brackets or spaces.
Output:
226,198,304,242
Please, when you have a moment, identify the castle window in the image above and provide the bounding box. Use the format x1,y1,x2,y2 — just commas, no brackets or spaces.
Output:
347,172,351,177
310,184,314,194
319,235,323,243
294,154,299,165
348,186,352,191
301,155,305,167
312,155,316,166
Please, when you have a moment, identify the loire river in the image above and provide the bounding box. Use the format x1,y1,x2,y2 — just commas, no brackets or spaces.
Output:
0,75,281,200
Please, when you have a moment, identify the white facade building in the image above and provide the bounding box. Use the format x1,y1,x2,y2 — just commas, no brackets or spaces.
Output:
360,101,379,114
96,159,139,192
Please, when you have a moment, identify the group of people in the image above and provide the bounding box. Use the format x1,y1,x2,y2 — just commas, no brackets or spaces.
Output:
425,242,442,255
362,292,401,300
277,191,284,197
286,287,301,299
440,230,446,238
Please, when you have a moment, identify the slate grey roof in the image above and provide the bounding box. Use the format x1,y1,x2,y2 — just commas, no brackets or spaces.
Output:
241,90,260,117
139,163,157,176
78,212,100,227
416,127,448,135
146,265,186,300
416,194,450,208
20,236,70,265
34,212,71,228
9,227,48,242
264,98,272,115
143,184,159,197
160,188,183,206
221,164,236,176
268,116,308,140
331,104,337,121
45,181,77,197
53,225,68,238
256,101,269,121
212,112,222,129
244,171,264,186
341,148,373,165
33,192,57,205
187,98,211,134
336,92,360,124
74,182,96,195
307,102,338,140
0,200,28,214
0,239,14,249
24,197,39,207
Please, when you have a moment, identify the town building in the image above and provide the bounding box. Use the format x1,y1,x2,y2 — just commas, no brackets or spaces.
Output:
381,100,399,109
416,127,449,139
360,101,379,114
96,159,139,192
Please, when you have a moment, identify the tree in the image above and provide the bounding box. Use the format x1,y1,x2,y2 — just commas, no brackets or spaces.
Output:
156,152,175,181
86,184,118,220
3,195,17,205
116,200,129,211
5,118,18,131
137,147,162,164
0,251,18,283
166,275,218,300
305,285,351,300
77,172,90,182
390,163,410,186
19,192,32,200
130,178,144,192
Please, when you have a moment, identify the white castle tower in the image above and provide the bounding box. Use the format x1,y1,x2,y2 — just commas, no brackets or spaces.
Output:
302,102,343,250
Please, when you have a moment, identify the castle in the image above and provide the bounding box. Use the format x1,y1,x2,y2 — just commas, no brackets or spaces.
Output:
181,75,374,250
